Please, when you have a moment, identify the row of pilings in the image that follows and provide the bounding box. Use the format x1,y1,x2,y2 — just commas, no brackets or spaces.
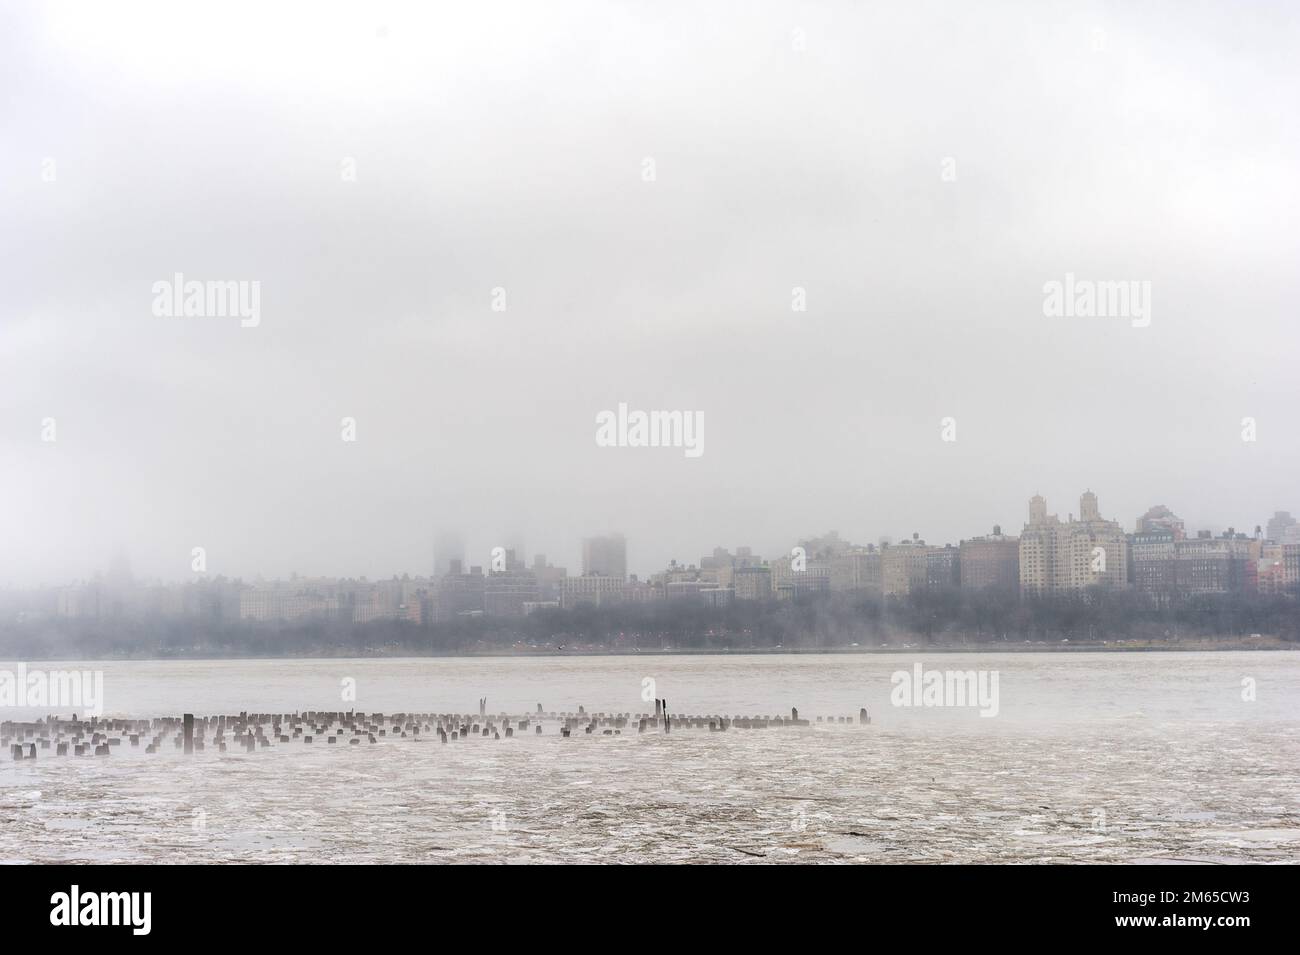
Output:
4,705,870,759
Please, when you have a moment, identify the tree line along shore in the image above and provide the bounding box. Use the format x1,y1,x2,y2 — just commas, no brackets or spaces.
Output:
3,587,1297,658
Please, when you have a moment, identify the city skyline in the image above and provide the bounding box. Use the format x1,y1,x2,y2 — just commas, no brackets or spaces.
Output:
8,491,1296,591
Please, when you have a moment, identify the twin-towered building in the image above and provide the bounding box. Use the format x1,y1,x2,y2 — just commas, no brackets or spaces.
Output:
1018,491,1129,595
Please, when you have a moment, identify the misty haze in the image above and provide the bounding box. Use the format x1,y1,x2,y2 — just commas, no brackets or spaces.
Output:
1,0,1297,893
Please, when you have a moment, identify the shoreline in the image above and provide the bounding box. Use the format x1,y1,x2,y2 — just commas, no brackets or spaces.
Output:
2,642,1295,663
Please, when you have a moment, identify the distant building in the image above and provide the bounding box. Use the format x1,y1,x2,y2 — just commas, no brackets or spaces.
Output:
959,526,1019,593
770,550,831,600
1174,532,1257,595
1135,505,1186,538
733,565,773,601
1286,543,1300,591
530,554,568,602
926,545,960,590
1132,526,1267,599
699,547,733,587
240,586,339,622
698,545,762,588
655,559,700,587
700,587,734,608
432,566,485,622
57,582,102,618
582,534,627,580
522,601,560,615
1019,491,1129,595
351,579,405,623
797,531,853,560
623,578,661,603
433,530,465,577
830,548,882,594
881,536,932,596
484,569,541,617
560,574,626,609
400,588,428,625
666,580,710,603
1130,529,1178,601
1257,543,1290,595
1267,511,1299,543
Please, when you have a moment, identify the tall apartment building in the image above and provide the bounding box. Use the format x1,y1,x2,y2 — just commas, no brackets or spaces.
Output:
582,534,627,580
1256,543,1292,595
1174,532,1257,595
926,545,960,590
1130,528,1178,601
699,547,732,587
432,564,486,622
698,546,762,588
400,587,428,624
959,526,1020,593
880,536,933,596
830,548,882,594
770,551,832,600
1267,511,1299,543
1019,491,1128,595
733,565,773,601
484,569,541,617
530,554,568,602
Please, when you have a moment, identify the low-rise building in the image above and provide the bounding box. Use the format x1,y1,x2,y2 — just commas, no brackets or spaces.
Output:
559,575,626,609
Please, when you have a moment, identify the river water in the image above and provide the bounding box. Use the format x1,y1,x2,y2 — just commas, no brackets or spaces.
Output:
2,652,1296,863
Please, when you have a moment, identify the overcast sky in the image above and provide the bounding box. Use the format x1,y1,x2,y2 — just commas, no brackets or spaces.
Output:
2,0,1298,585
